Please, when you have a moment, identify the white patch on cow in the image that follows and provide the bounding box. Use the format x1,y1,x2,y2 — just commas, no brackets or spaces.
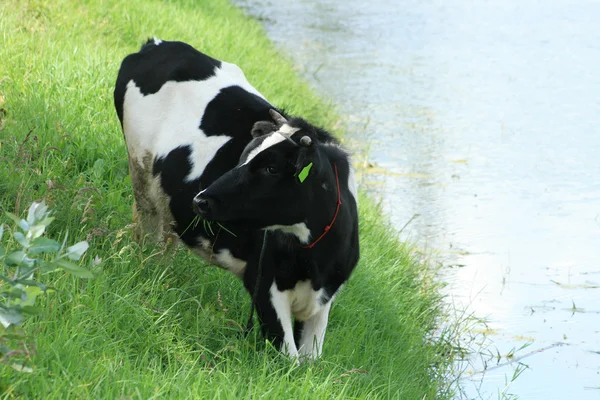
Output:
270,280,334,360
298,299,332,360
298,287,339,360
269,283,299,357
241,133,285,165
239,124,300,167
264,223,311,244
290,281,326,321
215,248,246,277
278,124,301,137
347,163,358,205
199,238,211,250
153,36,162,46
122,60,267,184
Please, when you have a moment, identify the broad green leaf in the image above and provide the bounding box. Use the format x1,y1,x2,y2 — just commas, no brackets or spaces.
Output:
6,287,25,300
13,279,48,292
33,201,49,223
93,158,105,178
5,250,26,266
53,260,94,278
27,202,38,226
27,224,46,240
21,256,36,269
38,260,58,273
19,305,41,315
36,216,55,228
66,241,89,261
0,244,4,258
22,286,42,307
26,201,49,226
0,308,24,328
4,212,22,226
29,237,60,255
10,363,33,373
18,220,29,231
13,231,27,247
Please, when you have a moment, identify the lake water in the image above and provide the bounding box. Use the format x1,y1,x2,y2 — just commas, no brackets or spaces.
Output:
235,0,600,398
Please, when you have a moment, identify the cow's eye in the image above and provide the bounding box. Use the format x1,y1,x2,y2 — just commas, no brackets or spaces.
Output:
266,165,278,175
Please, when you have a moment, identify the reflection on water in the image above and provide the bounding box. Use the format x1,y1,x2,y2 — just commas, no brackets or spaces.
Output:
236,0,600,398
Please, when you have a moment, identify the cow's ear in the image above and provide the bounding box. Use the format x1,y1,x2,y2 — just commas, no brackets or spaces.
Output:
269,109,288,126
251,121,277,138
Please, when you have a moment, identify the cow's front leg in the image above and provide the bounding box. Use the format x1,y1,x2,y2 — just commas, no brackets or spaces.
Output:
297,300,332,360
255,281,298,357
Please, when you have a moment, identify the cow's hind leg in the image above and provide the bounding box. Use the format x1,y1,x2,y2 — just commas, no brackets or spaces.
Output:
297,300,332,360
131,199,149,242
128,154,174,244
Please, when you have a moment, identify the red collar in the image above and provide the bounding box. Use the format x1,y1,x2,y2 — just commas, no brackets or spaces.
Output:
302,163,342,249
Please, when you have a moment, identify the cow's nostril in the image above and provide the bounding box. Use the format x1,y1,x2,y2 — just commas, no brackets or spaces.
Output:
193,197,210,215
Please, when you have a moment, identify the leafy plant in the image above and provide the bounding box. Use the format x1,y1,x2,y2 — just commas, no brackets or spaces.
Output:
0,201,95,371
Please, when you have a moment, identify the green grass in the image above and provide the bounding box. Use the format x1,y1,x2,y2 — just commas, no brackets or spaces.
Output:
0,0,459,398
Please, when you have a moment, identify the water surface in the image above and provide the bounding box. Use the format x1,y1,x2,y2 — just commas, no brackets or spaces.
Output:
236,0,600,398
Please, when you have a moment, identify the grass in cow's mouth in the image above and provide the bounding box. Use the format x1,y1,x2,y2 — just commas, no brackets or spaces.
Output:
216,222,237,238
190,215,238,238
0,0,467,398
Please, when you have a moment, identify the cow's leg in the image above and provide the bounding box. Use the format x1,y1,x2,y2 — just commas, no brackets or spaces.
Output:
297,300,332,360
293,320,304,348
131,199,142,241
128,156,174,244
255,281,298,358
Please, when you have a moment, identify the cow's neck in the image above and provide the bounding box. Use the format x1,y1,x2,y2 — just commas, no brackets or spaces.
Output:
302,162,342,250
265,155,346,252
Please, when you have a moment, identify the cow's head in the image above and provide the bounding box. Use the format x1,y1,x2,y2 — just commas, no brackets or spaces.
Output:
193,110,323,231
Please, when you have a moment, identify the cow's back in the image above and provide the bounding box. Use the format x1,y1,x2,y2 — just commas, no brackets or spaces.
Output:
114,39,271,271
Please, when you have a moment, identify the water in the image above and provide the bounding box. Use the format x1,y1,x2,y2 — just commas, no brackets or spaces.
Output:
235,0,600,398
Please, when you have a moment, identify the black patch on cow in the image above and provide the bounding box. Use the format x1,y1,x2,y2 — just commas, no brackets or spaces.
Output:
152,145,203,245
152,145,254,258
286,117,341,146
152,146,195,194
197,86,275,185
199,139,245,187
114,40,222,125
200,86,273,137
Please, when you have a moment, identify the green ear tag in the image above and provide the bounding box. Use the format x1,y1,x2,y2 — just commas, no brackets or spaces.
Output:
298,162,313,183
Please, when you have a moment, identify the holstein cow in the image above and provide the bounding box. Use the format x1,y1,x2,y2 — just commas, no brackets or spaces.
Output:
114,38,359,359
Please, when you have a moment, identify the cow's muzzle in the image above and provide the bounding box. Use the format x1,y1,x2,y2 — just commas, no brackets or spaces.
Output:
193,193,214,219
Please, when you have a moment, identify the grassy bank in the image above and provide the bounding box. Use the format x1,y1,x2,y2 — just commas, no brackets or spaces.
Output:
0,0,457,398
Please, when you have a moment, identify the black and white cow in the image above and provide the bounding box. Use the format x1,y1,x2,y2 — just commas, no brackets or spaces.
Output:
114,38,359,359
